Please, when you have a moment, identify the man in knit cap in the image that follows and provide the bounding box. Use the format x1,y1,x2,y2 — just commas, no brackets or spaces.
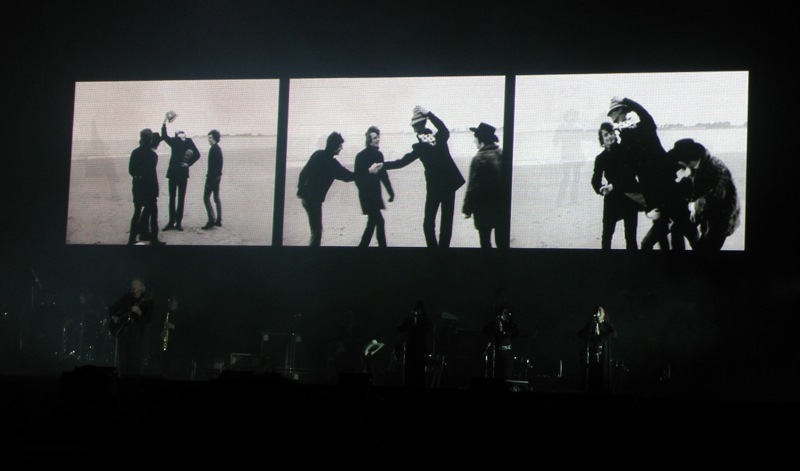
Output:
383,106,466,248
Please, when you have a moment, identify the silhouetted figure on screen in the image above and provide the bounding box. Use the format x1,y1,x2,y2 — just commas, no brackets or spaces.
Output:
397,300,432,388
578,305,617,394
590,122,642,250
201,129,224,230
670,138,740,251
355,126,394,248
297,132,382,247
383,106,466,248
161,112,201,232
607,97,691,251
463,122,508,248
127,128,164,245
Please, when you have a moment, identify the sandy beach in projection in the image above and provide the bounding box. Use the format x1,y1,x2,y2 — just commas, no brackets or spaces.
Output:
66,136,275,246
67,129,746,251
509,150,746,250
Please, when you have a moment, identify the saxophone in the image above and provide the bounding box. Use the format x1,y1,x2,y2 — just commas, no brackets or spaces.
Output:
161,311,170,351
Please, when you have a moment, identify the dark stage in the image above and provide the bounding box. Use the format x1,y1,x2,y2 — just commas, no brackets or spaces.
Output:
2,2,800,465
1,368,795,468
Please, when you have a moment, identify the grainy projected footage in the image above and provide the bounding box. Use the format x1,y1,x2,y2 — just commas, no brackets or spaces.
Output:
67,79,279,246
284,76,506,248
512,71,747,251
67,72,747,251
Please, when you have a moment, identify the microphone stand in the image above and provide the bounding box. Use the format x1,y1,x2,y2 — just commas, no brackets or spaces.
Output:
483,341,493,378
25,269,45,352
430,317,436,366
285,313,301,380
583,317,597,392
427,317,436,388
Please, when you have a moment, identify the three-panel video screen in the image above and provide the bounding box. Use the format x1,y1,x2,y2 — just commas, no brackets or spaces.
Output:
67,71,748,250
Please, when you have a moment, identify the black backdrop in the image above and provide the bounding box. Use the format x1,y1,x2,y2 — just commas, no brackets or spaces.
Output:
2,1,798,403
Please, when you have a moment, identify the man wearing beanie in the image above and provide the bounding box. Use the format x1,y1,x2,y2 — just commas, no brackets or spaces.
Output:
383,106,466,248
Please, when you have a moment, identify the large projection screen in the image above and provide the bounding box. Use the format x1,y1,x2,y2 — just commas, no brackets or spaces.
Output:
65,72,747,251
67,79,280,246
511,71,748,250
283,76,506,248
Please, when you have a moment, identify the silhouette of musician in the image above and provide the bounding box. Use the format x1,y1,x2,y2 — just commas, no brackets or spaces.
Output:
108,276,153,377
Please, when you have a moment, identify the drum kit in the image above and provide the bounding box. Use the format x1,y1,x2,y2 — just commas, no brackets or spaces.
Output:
58,295,115,367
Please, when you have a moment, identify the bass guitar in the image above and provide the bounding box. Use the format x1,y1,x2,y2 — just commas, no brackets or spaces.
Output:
108,295,151,338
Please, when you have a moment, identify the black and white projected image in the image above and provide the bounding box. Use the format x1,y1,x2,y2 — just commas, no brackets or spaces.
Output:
67,79,279,246
512,71,748,251
283,76,506,248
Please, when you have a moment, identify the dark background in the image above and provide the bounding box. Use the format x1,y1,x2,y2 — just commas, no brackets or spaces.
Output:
2,1,798,403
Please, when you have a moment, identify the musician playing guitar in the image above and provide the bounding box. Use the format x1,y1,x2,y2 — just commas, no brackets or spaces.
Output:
108,276,153,377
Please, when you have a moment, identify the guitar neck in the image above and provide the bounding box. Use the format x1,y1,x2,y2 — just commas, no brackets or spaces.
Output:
110,294,150,328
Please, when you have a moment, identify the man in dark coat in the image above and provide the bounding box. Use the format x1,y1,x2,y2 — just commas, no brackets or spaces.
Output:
607,96,692,250
161,112,200,231
355,126,394,248
670,138,740,251
201,129,223,230
590,122,642,250
383,106,466,248
463,122,508,248
298,132,379,247
127,128,164,245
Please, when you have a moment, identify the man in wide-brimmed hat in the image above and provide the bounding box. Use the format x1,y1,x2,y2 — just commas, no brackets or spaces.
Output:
462,122,508,248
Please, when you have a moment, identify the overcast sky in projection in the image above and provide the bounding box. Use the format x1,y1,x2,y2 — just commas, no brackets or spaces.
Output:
71,79,280,142
70,71,747,152
287,76,507,141
515,71,749,131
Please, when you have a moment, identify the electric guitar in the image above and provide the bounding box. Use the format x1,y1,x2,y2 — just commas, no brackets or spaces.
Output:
108,295,151,338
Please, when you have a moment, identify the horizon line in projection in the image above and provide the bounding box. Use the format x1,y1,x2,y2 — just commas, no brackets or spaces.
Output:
66,71,747,251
